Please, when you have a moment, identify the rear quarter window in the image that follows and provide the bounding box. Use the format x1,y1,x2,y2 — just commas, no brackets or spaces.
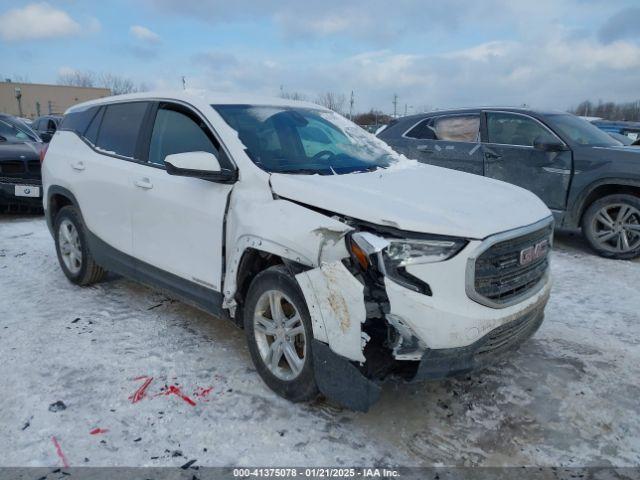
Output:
60,107,99,136
95,102,148,159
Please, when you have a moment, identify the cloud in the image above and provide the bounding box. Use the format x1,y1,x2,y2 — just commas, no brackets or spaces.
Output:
598,7,640,44
130,25,161,44
186,30,640,113
147,0,589,44
0,2,82,41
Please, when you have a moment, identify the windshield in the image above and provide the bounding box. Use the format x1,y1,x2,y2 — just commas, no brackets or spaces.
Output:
212,105,399,174
546,114,619,147
0,117,39,143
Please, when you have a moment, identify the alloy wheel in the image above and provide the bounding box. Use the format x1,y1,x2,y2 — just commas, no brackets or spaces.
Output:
58,219,83,274
253,289,306,381
591,203,640,254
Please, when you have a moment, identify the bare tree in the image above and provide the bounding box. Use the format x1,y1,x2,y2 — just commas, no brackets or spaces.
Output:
570,99,640,121
279,86,307,101
98,73,138,95
57,70,148,95
57,70,95,88
315,92,347,114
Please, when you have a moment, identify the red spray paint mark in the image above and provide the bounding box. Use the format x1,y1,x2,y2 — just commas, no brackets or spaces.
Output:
158,385,196,406
129,376,153,403
51,436,69,468
194,386,213,399
89,428,109,435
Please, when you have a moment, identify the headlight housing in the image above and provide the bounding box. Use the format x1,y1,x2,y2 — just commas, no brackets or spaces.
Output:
349,232,466,296
385,238,466,266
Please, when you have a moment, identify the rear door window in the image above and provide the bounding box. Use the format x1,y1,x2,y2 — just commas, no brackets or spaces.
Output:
405,114,480,142
95,102,148,159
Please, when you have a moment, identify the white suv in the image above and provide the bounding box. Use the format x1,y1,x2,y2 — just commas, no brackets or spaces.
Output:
43,91,553,411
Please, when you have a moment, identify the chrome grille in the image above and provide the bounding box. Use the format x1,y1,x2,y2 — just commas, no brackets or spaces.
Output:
468,219,553,308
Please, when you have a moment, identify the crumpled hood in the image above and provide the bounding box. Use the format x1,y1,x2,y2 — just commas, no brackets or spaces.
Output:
270,163,551,239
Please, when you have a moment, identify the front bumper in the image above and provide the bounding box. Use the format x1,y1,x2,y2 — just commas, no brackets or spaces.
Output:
412,302,545,380
0,178,43,209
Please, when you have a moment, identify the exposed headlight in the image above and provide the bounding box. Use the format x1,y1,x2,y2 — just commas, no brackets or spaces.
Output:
385,238,466,266
382,238,466,295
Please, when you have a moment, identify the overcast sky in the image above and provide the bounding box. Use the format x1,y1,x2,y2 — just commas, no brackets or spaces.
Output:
1,0,639,114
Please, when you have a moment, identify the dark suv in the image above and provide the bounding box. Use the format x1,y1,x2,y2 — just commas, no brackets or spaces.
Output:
378,108,640,259
0,114,44,212
33,115,62,143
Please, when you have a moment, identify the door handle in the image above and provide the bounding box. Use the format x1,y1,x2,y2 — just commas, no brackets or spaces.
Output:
135,178,153,190
71,161,85,171
484,151,502,162
416,145,433,153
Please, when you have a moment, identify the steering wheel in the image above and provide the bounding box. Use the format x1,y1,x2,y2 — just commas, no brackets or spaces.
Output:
311,150,335,160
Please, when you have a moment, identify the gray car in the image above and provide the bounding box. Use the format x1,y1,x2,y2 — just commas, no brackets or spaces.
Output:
378,108,640,259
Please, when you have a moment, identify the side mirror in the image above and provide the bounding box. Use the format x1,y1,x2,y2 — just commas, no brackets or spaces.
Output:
164,151,237,183
533,137,567,152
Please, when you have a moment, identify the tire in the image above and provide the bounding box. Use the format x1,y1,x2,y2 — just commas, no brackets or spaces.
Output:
582,194,640,260
54,206,107,285
243,265,319,402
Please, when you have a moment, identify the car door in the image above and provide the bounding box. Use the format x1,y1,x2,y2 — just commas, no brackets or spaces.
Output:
482,111,572,211
69,101,150,255
394,113,484,175
130,101,234,293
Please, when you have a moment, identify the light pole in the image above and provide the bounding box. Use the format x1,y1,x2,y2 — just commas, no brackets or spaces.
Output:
14,87,23,117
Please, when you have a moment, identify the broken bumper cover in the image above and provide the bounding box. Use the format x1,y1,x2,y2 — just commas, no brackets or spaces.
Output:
412,303,545,381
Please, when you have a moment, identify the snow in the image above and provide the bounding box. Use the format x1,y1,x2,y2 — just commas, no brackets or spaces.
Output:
1,216,639,467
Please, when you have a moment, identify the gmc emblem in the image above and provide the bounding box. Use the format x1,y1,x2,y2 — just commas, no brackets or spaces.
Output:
519,239,549,266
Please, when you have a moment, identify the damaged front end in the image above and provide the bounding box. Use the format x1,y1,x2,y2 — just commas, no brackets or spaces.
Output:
295,223,467,412
294,216,551,412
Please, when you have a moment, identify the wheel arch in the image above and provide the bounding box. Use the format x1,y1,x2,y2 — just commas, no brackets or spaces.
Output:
230,245,312,327
46,186,82,235
568,179,640,228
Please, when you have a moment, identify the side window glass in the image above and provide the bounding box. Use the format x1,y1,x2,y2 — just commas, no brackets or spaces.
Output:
33,119,41,131
148,107,218,166
47,120,57,131
487,113,556,147
84,107,104,146
95,102,147,158
433,115,480,142
405,119,436,140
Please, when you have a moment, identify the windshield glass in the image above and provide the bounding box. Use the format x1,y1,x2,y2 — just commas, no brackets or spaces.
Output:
0,117,39,143
212,105,399,174
546,114,619,147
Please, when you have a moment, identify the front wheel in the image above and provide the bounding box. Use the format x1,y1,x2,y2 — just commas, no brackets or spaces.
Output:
582,194,640,259
243,265,319,402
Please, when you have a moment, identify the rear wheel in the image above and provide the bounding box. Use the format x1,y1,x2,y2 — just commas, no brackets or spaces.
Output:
243,265,319,402
582,194,640,259
54,206,107,285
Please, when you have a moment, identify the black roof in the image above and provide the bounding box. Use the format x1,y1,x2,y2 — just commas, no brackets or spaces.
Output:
397,106,568,123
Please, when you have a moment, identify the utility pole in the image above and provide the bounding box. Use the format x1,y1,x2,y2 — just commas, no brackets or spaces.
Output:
182,76,186,90
392,94,398,118
349,90,354,120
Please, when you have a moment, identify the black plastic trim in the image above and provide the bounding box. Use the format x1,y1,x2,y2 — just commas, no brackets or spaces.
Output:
312,340,381,412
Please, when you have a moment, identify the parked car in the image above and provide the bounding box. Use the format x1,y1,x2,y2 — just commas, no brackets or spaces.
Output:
43,92,553,411
608,132,635,146
378,108,640,259
0,113,44,212
33,115,62,143
590,119,640,143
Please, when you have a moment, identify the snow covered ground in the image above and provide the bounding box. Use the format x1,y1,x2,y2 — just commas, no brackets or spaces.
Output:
0,215,638,467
